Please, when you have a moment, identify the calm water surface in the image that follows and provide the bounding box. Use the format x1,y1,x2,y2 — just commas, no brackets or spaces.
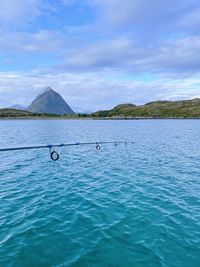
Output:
0,119,200,267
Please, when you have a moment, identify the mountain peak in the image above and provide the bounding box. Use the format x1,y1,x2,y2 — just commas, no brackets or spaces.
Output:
44,86,54,93
27,87,74,115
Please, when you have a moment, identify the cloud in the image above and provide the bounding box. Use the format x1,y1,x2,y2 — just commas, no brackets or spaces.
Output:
56,35,200,77
0,0,44,29
150,37,200,74
0,0,200,109
59,37,138,70
180,7,200,35
61,0,76,5
87,0,199,34
0,70,199,111
0,29,75,54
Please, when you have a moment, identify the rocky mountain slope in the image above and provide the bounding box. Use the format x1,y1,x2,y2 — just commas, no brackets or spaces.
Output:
27,87,74,115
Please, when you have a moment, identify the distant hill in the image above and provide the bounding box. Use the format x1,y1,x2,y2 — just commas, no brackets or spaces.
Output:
9,104,27,110
0,108,73,118
0,108,32,118
27,87,74,115
92,99,200,118
1,98,200,119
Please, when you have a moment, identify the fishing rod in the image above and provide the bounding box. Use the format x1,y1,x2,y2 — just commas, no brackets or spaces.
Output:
0,141,133,161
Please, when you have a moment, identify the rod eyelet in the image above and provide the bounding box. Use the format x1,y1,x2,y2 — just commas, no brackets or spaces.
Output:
50,150,59,161
96,143,101,150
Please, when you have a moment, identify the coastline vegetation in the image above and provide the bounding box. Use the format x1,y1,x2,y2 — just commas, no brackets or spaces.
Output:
1,98,200,119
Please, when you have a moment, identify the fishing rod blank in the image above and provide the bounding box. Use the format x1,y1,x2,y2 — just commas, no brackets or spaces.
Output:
0,141,133,161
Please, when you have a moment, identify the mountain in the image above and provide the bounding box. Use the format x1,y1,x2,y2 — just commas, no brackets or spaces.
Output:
92,99,200,118
27,87,74,115
9,104,27,110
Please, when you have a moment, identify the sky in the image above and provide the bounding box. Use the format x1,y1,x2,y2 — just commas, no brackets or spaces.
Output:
0,0,200,112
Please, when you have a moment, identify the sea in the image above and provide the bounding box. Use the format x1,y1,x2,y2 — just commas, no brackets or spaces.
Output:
0,119,200,267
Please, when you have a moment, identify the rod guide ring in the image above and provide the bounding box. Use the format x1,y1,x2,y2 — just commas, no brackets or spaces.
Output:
50,150,59,161
96,143,101,150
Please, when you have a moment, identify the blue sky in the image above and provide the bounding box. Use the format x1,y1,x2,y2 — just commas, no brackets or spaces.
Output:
0,0,200,111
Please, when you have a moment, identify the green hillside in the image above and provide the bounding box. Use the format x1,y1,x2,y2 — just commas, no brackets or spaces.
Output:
0,108,63,118
92,99,200,118
0,108,32,118
1,98,200,119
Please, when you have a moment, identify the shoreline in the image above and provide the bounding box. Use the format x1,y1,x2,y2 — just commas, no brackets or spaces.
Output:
0,116,200,120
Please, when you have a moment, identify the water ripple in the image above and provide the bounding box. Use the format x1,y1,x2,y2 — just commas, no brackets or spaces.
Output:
0,120,200,267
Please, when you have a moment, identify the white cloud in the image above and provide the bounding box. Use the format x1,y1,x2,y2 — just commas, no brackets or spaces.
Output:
55,35,200,77
180,7,200,33
0,70,199,111
0,0,200,109
0,0,44,28
0,29,75,54
60,37,138,70
87,0,194,31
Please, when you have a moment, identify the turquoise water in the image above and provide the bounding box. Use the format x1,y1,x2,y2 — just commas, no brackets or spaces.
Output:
0,119,200,267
